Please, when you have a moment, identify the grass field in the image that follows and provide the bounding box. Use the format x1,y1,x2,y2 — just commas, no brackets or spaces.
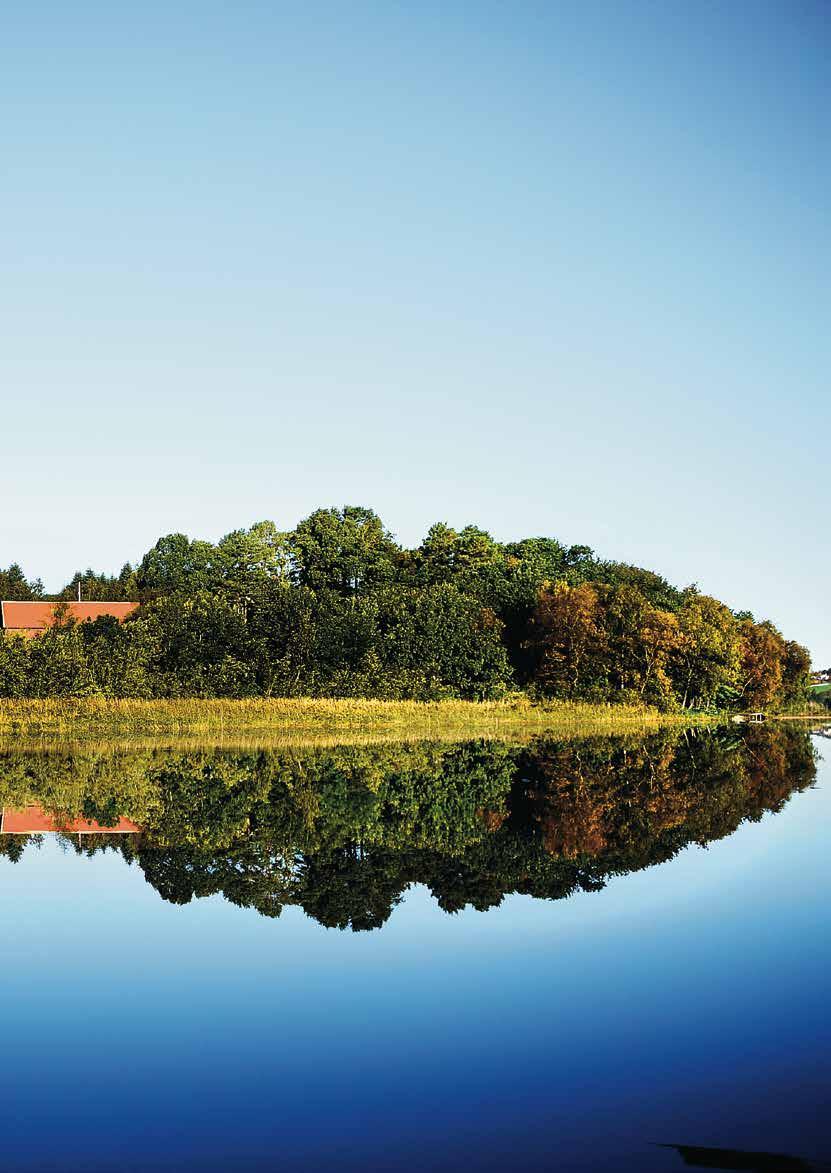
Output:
0,696,719,745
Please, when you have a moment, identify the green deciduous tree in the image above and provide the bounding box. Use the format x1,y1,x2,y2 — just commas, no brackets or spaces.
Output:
289,506,399,595
672,591,741,709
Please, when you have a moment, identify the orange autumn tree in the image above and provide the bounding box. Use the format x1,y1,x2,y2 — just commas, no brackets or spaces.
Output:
528,581,682,705
738,619,785,710
527,581,607,697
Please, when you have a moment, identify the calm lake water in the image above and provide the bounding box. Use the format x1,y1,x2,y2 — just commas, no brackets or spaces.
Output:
0,726,828,1172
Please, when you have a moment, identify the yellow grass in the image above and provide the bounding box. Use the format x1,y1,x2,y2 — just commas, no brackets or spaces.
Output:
0,696,718,747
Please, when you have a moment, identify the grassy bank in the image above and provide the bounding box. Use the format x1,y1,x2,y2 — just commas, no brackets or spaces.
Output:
0,696,718,745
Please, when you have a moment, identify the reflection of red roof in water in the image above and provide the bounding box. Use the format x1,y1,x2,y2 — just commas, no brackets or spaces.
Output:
0,601,138,636
0,807,141,834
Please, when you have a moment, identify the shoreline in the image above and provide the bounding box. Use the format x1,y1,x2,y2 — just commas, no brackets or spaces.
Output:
0,696,721,744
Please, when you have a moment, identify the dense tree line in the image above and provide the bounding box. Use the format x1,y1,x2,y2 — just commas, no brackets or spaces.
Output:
0,726,817,929
0,506,811,708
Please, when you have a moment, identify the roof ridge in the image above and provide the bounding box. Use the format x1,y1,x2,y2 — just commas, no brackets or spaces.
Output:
0,599,137,605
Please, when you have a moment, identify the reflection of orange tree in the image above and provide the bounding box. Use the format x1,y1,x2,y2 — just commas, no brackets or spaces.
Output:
520,736,680,858
732,724,816,820
477,807,507,833
515,725,816,869
539,788,608,858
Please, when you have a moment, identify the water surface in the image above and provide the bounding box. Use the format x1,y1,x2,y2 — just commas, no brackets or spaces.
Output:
0,725,828,1171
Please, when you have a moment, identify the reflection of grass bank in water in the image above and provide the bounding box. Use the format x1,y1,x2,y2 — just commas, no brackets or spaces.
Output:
0,727,715,755
0,697,718,743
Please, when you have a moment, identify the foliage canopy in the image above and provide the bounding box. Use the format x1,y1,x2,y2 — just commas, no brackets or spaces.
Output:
0,507,810,709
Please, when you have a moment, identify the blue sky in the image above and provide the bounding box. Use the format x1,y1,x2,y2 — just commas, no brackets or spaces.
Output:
2,1,828,659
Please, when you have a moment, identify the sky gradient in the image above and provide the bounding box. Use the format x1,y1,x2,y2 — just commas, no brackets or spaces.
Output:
2,2,828,659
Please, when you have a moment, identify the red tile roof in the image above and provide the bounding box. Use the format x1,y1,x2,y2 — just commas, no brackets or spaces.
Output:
0,600,138,634
1,806,141,834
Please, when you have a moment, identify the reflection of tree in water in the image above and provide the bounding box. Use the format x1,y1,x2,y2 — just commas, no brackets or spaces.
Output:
0,834,38,863
0,727,818,931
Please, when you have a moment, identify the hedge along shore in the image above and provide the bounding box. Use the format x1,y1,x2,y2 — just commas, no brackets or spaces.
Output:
0,696,721,745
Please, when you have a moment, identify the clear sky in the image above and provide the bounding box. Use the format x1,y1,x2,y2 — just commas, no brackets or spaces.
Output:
2,1,828,659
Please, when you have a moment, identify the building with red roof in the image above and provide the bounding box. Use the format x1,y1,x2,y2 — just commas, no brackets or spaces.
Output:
0,806,141,835
0,600,139,638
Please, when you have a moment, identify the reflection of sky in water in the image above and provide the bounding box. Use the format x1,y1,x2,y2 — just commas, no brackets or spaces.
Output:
0,741,828,1172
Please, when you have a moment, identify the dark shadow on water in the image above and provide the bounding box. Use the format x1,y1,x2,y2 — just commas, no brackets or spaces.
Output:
661,1144,831,1171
